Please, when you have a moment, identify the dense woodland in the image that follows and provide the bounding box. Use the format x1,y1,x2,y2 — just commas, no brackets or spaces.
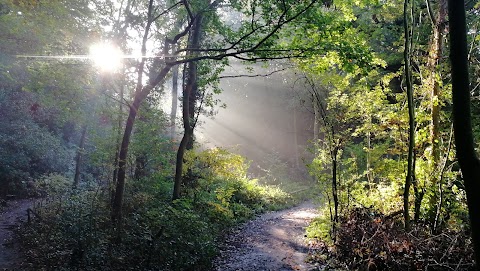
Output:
1,0,480,270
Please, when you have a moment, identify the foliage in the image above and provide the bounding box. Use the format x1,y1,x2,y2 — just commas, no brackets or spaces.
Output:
130,101,173,178
0,0,101,198
302,1,478,265
0,88,73,195
17,148,294,270
306,207,335,244
185,148,294,214
34,173,73,197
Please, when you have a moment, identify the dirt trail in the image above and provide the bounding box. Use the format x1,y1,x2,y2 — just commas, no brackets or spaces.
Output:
213,201,320,271
0,199,32,270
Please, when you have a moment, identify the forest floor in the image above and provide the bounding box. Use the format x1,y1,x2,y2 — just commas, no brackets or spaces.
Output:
213,201,321,271
0,198,32,270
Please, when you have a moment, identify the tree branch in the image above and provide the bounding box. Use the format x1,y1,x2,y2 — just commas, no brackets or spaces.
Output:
152,0,183,23
219,67,289,79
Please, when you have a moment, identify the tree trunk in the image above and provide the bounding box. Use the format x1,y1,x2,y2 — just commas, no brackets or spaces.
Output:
427,0,447,228
111,0,172,224
73,125,87,189
366,128,373,192
427,0,446,168
172,62,195,200
411,152,424,222
112,63,173,223
170,43,179,138
172,14,203,200
173,133,189,200
134,154,146,180
313,93,319,143
331,147,339,241
433,124,453,232
112,78,124,204
112,93,145,222
403,0,415,231
448,0,480,265
413,184,424,222
332,148,339,223
186,78,197,150
293,106,300,169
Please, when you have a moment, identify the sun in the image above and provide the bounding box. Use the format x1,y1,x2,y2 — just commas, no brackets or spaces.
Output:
89,42,123,72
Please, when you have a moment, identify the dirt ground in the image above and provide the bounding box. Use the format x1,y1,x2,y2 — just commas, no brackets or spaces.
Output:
0,199,32,270
213,201,320,271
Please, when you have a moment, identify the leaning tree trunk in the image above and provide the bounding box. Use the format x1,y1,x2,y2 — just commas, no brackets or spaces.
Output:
112,92,147,222
111,63,172,222
111,0,175,223
448,0,480,265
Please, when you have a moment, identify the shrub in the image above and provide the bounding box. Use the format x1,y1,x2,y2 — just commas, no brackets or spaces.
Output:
17,148,295,270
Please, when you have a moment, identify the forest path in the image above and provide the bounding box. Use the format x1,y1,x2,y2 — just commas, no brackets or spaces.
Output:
0,198,32,270
213,201,320,271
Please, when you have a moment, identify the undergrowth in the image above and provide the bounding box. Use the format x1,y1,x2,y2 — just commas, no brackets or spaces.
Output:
306,207,475,270
16,148,303,270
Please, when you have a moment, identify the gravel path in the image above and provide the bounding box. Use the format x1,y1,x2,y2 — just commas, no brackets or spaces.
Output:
213,201,320,271
0,199,32,270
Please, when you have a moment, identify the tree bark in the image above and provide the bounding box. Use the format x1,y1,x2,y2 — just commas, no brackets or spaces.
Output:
170,43,179,138
331,147,339,241
134,154,147,180
427,0,447,227
293,106,300,169
111,0,173,223
112,93,146,222
427,0,446,166
172,14,203,200
73,125,87,189
403,0,415,231
332,154,338,224
112,76,124,204
173,132,189,200
313,93,319,144
448,0,480,265
112,63,173,223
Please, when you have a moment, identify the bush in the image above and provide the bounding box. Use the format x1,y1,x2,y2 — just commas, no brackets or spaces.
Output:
17,148,295,270
0,88,72,196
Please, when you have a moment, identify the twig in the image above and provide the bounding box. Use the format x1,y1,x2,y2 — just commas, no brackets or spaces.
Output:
361,223,382,245
455,258,463,271
440,234,458,262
